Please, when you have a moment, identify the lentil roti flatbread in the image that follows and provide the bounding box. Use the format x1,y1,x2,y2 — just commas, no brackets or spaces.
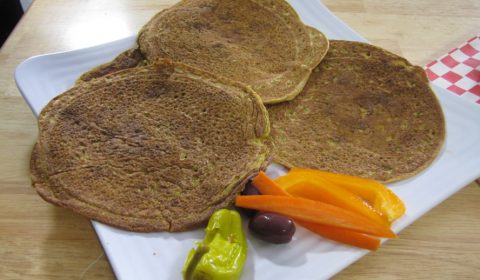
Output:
77,48,144,83
31,60,271,232
138,0,329,104
324,40,409,63
267,41,445,183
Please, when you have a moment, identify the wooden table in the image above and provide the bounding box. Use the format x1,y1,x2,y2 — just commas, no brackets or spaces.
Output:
1,0,479,279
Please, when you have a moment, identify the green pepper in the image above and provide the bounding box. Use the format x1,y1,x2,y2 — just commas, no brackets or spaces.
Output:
182,209,247,280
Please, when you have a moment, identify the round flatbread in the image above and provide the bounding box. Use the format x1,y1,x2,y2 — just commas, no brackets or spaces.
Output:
267,41,445,182
77,48,144,83
324,40,409,63
138,0,329,104
31,60,271,232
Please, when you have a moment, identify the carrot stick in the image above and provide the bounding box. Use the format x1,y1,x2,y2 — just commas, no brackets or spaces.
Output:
286,180,389,226
250,172,385,250
251,171,291,196
297,221,381,251
254,171,388,226
285,168,406,222
288,168,386,202
235,195,397,238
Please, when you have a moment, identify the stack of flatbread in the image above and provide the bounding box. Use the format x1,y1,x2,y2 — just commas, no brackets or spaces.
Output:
31,0,445,232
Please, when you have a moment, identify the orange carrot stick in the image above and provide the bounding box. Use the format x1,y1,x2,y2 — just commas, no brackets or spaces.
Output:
286,180,389,226
288,168,388,202
298,221,381,251
235,195,397,238
251,171,291,196
255,171,388,226
284,168,406,222
250,172,384,250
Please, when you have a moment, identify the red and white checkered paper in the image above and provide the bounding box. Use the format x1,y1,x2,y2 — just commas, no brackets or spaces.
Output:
425,36,480,105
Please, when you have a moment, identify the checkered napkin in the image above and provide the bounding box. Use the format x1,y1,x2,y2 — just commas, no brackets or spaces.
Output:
425,36,480,105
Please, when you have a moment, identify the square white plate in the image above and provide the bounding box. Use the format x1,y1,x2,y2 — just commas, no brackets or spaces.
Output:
15,0,480,279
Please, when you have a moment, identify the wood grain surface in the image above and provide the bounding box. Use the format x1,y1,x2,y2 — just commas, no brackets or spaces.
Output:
1,0,479,279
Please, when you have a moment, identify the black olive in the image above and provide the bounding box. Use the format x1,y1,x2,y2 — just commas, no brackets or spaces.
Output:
249,212,296,244
241,180,260,196
237,180,260,217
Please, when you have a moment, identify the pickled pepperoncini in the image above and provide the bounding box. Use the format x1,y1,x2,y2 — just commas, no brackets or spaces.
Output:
182,209,247,280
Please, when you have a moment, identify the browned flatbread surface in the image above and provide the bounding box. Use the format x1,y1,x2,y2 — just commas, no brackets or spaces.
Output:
78,48,144,83
138,0,329,104
325,40,409,62
267,41,445,183
31,60,271,232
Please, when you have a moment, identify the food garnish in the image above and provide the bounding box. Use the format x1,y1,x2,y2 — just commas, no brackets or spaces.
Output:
249,212,296,244
274,171,389,225
235,195,396,238
182,209,247,280
297,221,381,251
283,168,406,222
236,170,405,250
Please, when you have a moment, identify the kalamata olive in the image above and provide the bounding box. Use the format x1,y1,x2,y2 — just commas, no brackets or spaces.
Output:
241,180,260,196
238,181,261,217
249,212,296,244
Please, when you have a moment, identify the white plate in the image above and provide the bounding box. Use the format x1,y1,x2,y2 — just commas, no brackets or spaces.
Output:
15,0,480,279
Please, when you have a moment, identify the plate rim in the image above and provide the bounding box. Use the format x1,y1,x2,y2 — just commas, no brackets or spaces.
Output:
14,0,480,279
